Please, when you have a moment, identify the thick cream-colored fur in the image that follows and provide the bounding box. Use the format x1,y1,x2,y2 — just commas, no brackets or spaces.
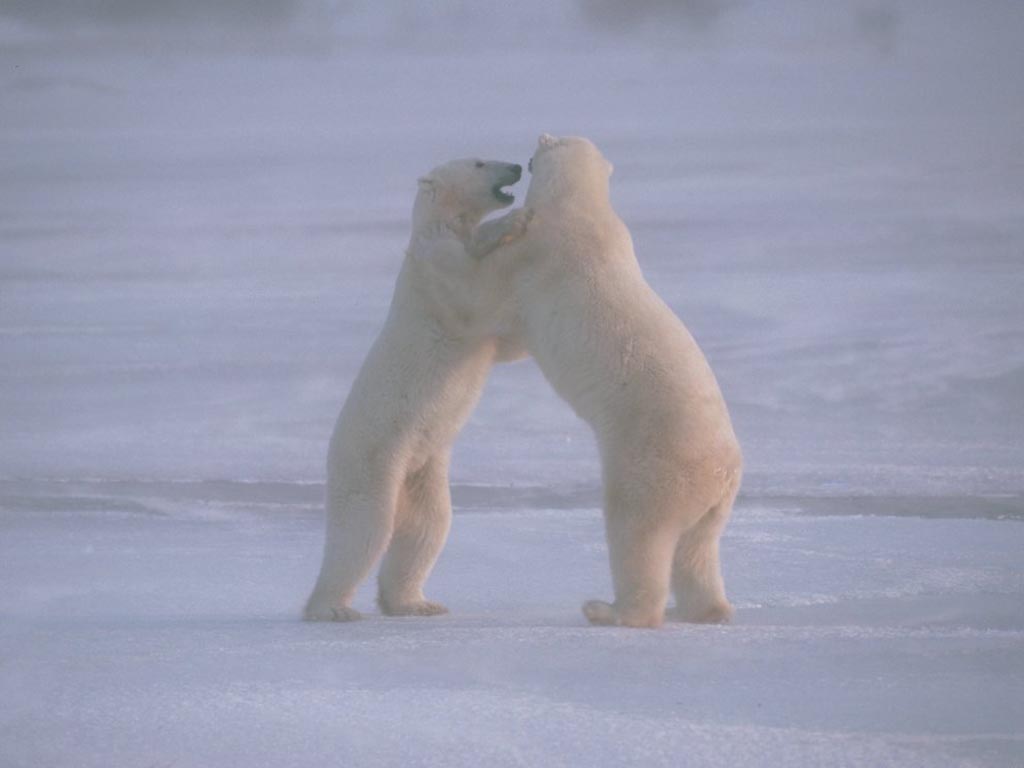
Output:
498,135,742,628
304,158,530,622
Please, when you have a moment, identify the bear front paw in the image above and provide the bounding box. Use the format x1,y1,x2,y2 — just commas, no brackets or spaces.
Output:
499,208,534,245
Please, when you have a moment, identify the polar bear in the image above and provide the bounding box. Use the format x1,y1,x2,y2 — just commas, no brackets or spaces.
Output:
304,158,531,622
495,134,743,628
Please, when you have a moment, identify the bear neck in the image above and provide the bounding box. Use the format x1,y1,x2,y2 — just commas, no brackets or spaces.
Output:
409,193,482,249
527,170,609,209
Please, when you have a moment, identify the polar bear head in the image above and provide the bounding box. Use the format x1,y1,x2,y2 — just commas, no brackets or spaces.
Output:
413,158,523,236
525,134,614,206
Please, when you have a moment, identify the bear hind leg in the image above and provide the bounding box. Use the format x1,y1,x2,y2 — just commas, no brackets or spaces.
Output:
668,491,736,624
583,501,681,629
303,478,397,622
377,456,452,617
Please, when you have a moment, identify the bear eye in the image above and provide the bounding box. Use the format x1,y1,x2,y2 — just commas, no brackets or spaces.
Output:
474,160,484,168
528,157,533,172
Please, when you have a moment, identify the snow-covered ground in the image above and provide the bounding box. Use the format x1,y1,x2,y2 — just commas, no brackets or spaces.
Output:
1,481,1022,767
2,2,1023,766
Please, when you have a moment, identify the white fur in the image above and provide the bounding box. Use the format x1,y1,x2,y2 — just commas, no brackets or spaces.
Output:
499,135,743,628
304,158,530,621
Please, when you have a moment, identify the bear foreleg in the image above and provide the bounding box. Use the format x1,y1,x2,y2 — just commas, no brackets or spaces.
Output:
468,208,533,260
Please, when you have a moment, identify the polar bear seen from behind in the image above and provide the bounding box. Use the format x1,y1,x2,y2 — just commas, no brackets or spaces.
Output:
496,134,743,628
304,158,531,622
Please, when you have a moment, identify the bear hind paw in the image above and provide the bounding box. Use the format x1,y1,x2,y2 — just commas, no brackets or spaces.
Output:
583,599,664,629
667,601,734,624
378,598,449,617
582,599,618,625
303,604,363,622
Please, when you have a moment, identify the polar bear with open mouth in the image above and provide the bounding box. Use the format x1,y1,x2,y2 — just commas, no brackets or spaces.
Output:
304,158,531,621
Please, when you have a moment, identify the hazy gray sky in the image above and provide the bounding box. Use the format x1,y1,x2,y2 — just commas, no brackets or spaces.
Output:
2,0,1023,61
0,0,301,28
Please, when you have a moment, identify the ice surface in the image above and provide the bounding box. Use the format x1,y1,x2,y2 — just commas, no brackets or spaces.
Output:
1,2,1023,766
1,483,1022,767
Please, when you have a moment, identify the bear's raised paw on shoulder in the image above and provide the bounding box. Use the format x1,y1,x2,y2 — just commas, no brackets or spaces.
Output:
498,207,534,246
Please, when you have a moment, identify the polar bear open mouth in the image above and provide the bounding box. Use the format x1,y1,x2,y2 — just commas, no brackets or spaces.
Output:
492,183,515,205
491,163,522,205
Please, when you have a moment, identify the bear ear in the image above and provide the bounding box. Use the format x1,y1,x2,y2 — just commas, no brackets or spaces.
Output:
538,133,558,149
417,176,436,198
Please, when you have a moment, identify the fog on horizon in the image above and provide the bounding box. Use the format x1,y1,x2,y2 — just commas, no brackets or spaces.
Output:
2,0,1023,57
